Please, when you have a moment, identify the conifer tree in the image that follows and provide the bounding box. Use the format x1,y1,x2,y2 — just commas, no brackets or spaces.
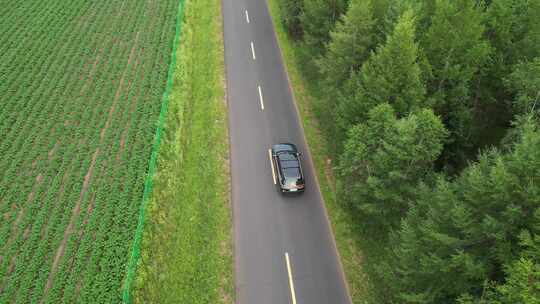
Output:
472,0,540,142
318,0,375,89
337,9,425,132
369,0,392,43
403,0,436,35
492,216,540,303
338,104,447,227
301,0,346,55
279,0,303,38
421,0,491,171
487,0,540,63
459,212,540,304
505,57,540,115
423,0,490,104
389,117,540,303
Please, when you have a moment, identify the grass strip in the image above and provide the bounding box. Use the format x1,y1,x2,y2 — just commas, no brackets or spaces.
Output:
119,0,185,302
130,0,233,302
265,0,378,303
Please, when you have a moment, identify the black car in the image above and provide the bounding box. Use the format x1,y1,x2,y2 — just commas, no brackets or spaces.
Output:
271,143,305,193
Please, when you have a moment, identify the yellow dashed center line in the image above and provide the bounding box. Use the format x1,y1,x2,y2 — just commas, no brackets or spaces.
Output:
285,252,297,304
268,148,276,185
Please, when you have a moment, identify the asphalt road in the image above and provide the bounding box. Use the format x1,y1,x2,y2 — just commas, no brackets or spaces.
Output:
222,0,352,303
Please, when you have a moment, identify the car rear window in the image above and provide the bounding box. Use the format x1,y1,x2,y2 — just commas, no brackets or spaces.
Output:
283,167,301,178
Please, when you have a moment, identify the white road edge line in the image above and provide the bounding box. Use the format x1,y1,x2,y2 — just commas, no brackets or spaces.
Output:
285,252,297,304
251,41,256,60
245,10,250,23
258,85,264,110
268,149,276,185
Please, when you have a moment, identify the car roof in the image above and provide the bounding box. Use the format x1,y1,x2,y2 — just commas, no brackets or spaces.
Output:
277,151,301,179
278,153,297,163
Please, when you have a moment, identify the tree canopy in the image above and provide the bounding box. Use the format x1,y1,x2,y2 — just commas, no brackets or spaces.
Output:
318,0,375,89
336,9,426,132
390,117,540,303
338,104,447,227
301,0,346,55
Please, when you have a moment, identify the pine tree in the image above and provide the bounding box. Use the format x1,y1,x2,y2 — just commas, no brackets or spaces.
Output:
487,0,540,63
389,117,540,303
481,0,538,106
421,0,491,172
489,258,540,304
369,0,392,43
459,211,540,304
391,176,487,303
520,0,540,61
408,0,437,33
279,0,303,39
338,104,447,228
337,9,426,132
301,0,346,55
318,0,375,89
505,57,540,115
491,220,540,303
423,0,490,104
469,0,540,151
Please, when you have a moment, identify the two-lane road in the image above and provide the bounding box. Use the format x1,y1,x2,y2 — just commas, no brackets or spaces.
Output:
222,0,352,303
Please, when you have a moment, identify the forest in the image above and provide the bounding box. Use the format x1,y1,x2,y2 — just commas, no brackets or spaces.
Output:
277,0,540,302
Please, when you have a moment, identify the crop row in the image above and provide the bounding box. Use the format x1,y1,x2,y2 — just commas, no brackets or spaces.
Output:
0,0,179,302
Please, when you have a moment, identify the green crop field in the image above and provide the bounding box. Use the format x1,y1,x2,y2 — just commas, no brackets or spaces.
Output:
0,0,180,302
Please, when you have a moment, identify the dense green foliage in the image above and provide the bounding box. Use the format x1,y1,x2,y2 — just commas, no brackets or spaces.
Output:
389,118,540,303
317,0,375,89
338,104,447,228
278,0,304,38
300,0,346,55
337,9,426,134
506,58,540,115
0,1,178,302
277,0,540,302
132,0,233,302
422,0,491,171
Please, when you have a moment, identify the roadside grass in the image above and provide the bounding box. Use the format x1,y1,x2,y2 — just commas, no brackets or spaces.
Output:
131,0,233,303
266,0,388,303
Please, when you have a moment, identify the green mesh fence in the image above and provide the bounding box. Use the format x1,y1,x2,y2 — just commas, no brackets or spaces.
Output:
122,0,185,302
